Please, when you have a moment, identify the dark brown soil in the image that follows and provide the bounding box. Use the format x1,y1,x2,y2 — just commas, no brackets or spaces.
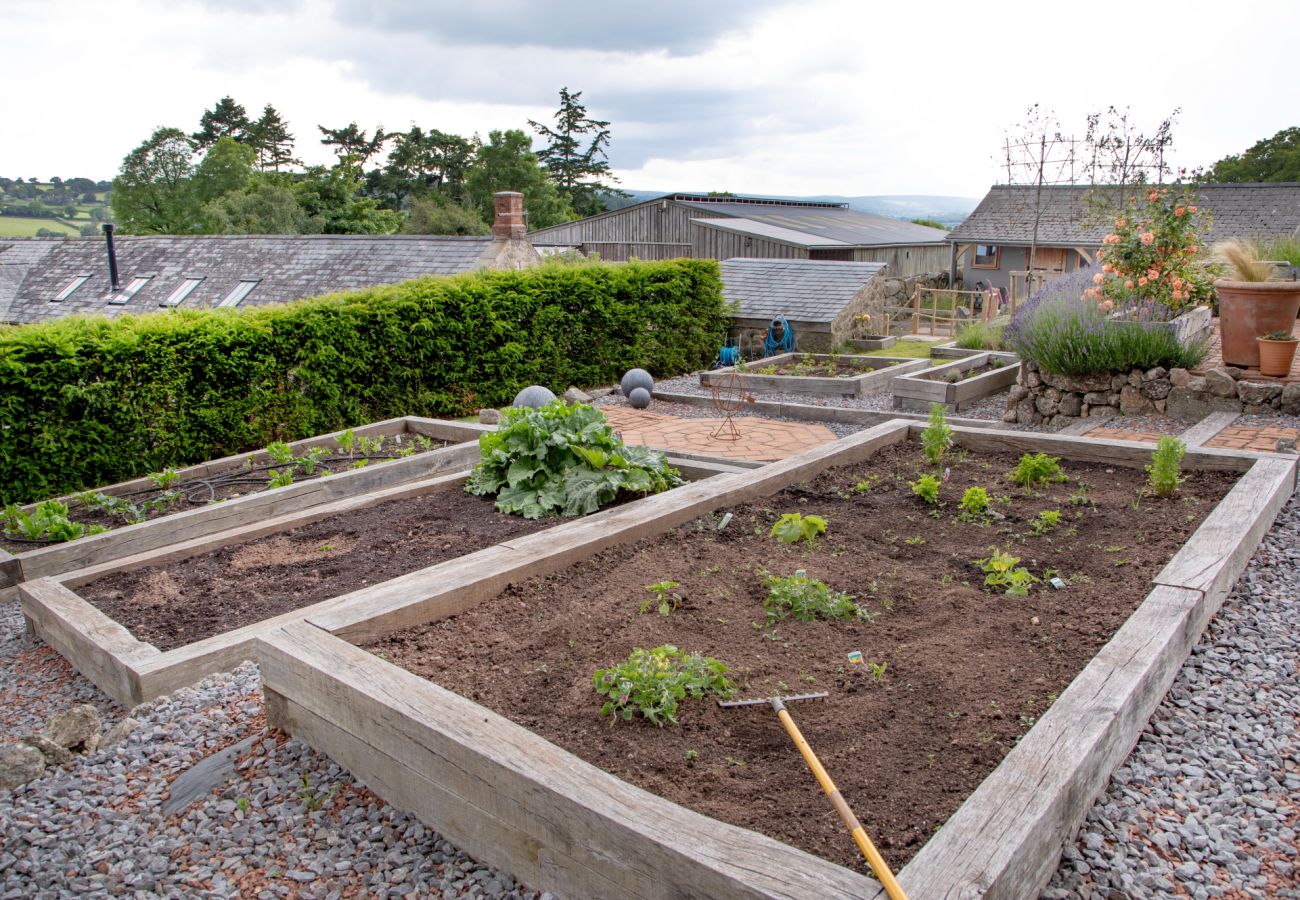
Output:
0,432,450,556
81,489,546,651
766,357,898,378
365,444,1235,875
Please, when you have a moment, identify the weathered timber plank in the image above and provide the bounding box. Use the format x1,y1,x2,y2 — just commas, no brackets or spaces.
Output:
17,441,479,582
1057,417,1105,436
952,365,1020,404
58,471,471,588
662,456,752,478
0,549,17,590
314,422,913,641
899,585,1210,898
929,424,1266,472
1177,411,1240,449
1154,457,1295,601
258,623,882,900
404,418,494,441
19,578,156,705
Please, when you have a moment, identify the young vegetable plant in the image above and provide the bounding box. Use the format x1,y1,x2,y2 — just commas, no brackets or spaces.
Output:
976,548,1039,596
763,572,870,625
866,660,888,684
641,580,683,616
1008,453,1067,489
268,468,296,488
921,403,953,465
593,645,735,727
336,429,357,456
266,442,296,466
1146,436,1186,498
770,512,827,545
909,473,941,505
1030,509,1062,536
958,486,990,522
2,501,108,543
296,446,331,476
147,469,181,491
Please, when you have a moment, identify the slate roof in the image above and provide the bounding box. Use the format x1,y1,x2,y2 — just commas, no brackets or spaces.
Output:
692,217,852,248
948,183,1300,247
721,258,886,324
680,199,949,247
0,234,499,325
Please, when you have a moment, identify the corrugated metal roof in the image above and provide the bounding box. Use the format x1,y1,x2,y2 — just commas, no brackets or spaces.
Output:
1,234,498,325
681,200,949,247
947,183,1300,246
692,217,851,248
721,258,886,324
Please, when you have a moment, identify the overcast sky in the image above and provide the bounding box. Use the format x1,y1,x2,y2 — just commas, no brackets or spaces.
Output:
5,0,1297,199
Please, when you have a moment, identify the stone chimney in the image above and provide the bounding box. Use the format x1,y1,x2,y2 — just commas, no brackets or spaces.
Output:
491,191,526,240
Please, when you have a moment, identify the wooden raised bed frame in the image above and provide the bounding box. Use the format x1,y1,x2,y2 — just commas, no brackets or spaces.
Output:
701,352,929,397
254,422,1294,899
18,452,747,707
892,351,1020,412
0,417,492,600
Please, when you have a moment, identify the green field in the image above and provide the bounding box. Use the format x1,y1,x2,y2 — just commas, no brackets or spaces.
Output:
0,216,80,237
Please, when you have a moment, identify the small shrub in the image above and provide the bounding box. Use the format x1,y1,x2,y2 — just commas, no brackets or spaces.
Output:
921,403,953,465
1031,509,1062,535
770,512,827,544
593,645,735,727
641,580,682,616
955,321,1005,351
1146,436,1186,497
763,571,869,625
958,486,990,521
1009,453,1067,489
910,473,941,505
976,548,1039,596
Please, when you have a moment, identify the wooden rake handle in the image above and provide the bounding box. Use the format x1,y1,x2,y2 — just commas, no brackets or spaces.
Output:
772,698,908,900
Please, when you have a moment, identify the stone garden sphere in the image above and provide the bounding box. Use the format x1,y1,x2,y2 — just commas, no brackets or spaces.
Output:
512,385,557,409
620,368,654,397
627,387,652,409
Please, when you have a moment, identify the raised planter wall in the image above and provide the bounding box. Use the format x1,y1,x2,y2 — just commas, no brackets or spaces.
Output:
701,353,928,397
892,351,1020,412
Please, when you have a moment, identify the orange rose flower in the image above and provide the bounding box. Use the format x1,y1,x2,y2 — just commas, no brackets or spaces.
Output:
1140,232,1155,245
1125,280,1135,290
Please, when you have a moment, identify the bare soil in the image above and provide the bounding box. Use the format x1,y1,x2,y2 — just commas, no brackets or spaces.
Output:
765,357,896,378
0,432,450,556
365,443,1235,875
81,489,546,651
923,362,1007,382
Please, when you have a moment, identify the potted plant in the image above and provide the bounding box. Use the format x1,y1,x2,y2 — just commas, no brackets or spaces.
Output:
1257,329,1298,377
1216,240,1300,368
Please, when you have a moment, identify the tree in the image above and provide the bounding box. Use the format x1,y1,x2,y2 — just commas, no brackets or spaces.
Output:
466,129,574,230
191,137,256,203
1206,126,1300,183
193,97,252,150
202,181,314,234
401,194,489,235
112,127,197,233
318,122,388,168
293,166,403,234
528,87,624,217
248,104,300,172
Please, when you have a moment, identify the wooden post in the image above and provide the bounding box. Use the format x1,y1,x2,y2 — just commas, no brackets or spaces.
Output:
911,285,920,336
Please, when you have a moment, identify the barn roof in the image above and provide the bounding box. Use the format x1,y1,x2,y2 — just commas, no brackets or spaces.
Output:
721,258,886,324
692,217,852,249
0,234,499,325
680,199,949,246
948,183,1300,247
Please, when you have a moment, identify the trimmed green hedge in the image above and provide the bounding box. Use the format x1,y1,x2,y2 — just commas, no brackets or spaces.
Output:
0,258,729,504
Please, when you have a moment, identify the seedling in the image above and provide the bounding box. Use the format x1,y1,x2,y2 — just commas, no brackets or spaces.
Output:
266,442,296,465
268,468,295,488
641,580,683,616
958,486,990,522
685,749,699,763
770,512,827,545
976,548,1039,596
1030,509,1061,536
921,403,953,465
853,473,880,494
909,473,941,505
903,534,926,547
2,500,108,543
1008,453,1067,489
866,660,888,684
147,469,181,491
763,571,870,625
593,645,735,727
1146,436,1186,498
296,446,330,476
336,428,356,455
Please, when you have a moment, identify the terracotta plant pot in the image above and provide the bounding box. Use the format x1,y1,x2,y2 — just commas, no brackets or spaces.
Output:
1216,280,1300,367
1257,338,1298,377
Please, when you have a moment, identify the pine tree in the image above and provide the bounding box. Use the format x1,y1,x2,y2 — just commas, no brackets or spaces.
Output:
193,97,252,149
528,87,625,217
318,122,389,169
248,105,300,172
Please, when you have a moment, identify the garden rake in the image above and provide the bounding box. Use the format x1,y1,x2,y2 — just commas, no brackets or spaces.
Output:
718,692,908,900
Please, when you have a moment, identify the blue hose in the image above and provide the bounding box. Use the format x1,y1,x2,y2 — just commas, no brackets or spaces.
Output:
763,317,795,357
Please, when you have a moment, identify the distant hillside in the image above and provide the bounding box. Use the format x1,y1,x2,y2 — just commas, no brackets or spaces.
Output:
0,177,113,238
602,189,978,228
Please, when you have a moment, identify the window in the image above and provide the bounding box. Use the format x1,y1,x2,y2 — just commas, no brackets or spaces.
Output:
972,245,1000,269
107,277,151,305
53,274,91,302
218,279,259,308
161,277,203,308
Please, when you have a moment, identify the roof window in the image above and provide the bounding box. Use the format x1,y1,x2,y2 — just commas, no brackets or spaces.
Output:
107,277,151,305
218,279,260,308
161,277,203,308
53,274,91,302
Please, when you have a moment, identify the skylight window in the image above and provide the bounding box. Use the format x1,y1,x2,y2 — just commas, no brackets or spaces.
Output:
218,279,259,308
107,277,151,305
161,277,203,308
53,274,91,302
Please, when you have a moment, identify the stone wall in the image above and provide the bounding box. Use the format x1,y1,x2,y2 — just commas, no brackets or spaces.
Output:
1005,361,1300,425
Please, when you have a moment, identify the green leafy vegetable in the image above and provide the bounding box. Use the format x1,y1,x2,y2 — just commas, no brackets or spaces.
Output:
593,645,735,727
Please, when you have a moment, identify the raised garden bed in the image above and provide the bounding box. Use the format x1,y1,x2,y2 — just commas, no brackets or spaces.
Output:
253,423,1294,899
0,417,488,599
19,452,743,706
845,336,897,351
701,353,929,398
892,352,1021,412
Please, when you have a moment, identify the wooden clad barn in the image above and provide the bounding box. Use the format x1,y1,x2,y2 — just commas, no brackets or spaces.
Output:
528,194,951,276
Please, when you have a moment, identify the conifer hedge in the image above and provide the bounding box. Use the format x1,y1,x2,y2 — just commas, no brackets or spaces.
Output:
0,258,728,504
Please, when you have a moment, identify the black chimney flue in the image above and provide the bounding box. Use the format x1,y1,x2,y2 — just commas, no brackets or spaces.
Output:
102,223,120,292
